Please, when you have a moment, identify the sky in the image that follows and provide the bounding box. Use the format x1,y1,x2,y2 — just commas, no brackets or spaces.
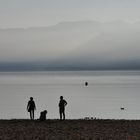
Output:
0,0,140,70
0,0,140,28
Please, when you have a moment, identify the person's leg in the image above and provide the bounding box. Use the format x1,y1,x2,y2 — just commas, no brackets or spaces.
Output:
30,110,34,120
62,111,65,120
32,110,34,120
30,111,32,120
63,108,65,120
62,108,65,120
59,108,62,120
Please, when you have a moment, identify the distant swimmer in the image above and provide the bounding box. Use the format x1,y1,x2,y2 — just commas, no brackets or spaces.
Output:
85,82,88,86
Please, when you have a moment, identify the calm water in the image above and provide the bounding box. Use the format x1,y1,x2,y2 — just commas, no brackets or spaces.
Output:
0,71,140,120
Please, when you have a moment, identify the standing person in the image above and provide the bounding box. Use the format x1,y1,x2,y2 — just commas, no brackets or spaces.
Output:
27,97,36,120
59,96,67,120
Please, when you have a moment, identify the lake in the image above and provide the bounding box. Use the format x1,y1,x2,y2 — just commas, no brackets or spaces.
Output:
0,71,140,120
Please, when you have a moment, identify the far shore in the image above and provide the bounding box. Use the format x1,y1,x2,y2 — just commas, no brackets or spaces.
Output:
0,119,140,140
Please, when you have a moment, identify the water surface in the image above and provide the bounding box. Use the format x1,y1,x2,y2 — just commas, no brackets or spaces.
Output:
0,71,140,120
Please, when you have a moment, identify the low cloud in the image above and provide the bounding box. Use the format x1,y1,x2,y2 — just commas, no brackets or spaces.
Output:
0,20,140,70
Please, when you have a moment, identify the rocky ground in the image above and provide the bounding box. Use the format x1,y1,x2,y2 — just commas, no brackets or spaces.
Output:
0,119,140,140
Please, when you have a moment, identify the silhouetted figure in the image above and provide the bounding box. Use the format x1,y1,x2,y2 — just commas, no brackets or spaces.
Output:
59,96,67,120
39,110,47,121
85,82,88,86
27,97,36,120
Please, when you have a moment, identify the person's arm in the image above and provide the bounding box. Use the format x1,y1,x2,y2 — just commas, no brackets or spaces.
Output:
64,100,67,106
27,101,29,111
58,101,60,107
34,101,36,110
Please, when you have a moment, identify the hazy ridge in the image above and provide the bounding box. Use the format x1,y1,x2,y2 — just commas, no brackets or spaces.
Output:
0,20,140,71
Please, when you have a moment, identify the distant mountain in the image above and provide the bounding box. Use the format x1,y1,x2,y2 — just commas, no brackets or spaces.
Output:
0,20,140,71
0,20,102,64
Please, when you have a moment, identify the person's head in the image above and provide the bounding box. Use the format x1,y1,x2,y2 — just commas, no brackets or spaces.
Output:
30,97,33,101
60,96,63,100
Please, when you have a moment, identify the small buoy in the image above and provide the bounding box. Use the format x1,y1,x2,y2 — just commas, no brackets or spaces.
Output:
120,107,124,110
85,82,88,86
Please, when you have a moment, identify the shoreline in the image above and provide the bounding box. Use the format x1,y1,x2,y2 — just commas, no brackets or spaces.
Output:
0,119,140,140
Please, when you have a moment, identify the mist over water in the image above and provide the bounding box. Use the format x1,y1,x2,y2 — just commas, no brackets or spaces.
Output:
0,20,140,71
0,71,140,120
